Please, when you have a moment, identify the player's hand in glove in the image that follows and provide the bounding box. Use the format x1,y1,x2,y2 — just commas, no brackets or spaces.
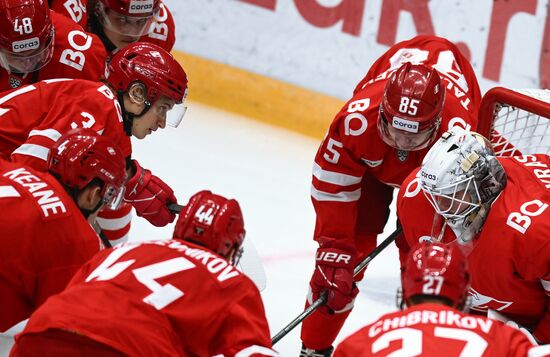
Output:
310,239,358,314
124,159,177,227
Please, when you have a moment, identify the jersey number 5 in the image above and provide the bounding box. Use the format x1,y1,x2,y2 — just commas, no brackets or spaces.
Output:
86,245,196,310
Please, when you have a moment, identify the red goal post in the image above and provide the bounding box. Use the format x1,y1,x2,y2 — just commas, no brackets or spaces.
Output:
478,87,550,156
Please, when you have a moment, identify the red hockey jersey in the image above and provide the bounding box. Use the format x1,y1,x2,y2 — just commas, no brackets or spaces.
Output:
0,78,131,171
0,160,101,332
139,2,176,52
18,239,277,357
397,155,550,343
0,11,106,92
311,35,481,247
333,303,534,356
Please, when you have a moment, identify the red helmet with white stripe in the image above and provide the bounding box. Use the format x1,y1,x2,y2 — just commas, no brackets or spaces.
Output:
173,190,246,265
0,0,55,73
402,242,470,309
378,63,445,151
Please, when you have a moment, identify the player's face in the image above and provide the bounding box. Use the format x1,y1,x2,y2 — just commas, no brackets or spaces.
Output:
131,96,175,139
100,8,155,49
0,36,54,73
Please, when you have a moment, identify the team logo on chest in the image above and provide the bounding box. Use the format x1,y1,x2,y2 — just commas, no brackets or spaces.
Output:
8,75,22,89
396,150,409,162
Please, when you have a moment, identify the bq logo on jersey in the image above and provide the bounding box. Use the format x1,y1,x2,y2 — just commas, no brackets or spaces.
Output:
392,116,419,133
129,0,154,14
12,37,39,53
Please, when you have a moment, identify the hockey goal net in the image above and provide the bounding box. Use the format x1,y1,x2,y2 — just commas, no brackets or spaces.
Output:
478,87,550,156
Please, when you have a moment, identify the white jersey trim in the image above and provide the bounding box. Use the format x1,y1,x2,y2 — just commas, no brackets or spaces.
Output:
28,129,62,141
312,162,362,186
234,345,279,357
12,143,49,162
96,210,133,231
541,279,550,294
0,185,20,198
105,233,130,247
311,186,361,202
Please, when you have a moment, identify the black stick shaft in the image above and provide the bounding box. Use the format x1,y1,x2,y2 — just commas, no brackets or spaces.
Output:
271,228,402,345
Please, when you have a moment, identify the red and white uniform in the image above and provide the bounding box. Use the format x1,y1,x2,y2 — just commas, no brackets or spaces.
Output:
311,35,481,256
17,239,277,357
302,35,482,351
0,160,101,332
397,155,550,343
333,303,535,356
49,0,88,28
0,79,132,244
0,11,106,92
139,2,176,52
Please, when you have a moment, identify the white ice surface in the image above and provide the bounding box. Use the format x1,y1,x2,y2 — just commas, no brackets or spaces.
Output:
129,101,402,356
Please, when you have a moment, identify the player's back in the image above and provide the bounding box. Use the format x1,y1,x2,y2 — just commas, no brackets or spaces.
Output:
0,159,100,331
0,78,130,170
334,303,533,357
20,239,272,356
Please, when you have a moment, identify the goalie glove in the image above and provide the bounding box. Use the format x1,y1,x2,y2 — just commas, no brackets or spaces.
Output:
124,160,177,227
310,239,358,314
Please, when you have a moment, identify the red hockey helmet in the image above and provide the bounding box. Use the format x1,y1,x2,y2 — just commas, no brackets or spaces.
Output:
378,63,445,151
106,42,188,127
173,191,246,265
48,128,127,210
96,0,160,37
401,242,470,308
0,0,55,73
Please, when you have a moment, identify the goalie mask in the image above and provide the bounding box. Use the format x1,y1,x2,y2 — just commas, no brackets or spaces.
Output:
173,191,246,266
0,0,55,73
378,63,444,151
48,128,127,212
419,126,506,244
400,242,470,310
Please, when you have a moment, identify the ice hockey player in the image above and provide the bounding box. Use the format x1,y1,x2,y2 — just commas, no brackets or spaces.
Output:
0,128,126,333
0,41,188,245
333,241,537,356
397,126,550,344
12,191,279,357
49,0,175,52
300,35,482,355
0,0,106,91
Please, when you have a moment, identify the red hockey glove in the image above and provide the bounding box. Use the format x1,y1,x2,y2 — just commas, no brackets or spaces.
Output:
310,240,358,314
124,160,177,227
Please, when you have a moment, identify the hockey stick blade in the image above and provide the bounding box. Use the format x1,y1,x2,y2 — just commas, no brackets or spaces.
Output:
271,227,402,345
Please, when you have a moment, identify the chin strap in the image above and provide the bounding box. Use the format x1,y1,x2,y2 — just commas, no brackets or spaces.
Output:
89,12,117,53
117,91,152,136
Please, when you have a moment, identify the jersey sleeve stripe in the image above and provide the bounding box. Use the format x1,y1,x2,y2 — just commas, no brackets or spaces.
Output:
310,186,361,202
12,144,50,161
312,162,362,186
28,129,62,141
96,211,133,230
0,185,20,198
0,85,36,105
234,345,279,357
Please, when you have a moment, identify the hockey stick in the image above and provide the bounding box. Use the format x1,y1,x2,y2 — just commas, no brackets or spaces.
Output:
168,202,184,214
271,227,402,345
